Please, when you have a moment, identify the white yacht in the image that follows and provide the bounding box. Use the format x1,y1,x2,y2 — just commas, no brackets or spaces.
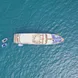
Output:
14,33,64,45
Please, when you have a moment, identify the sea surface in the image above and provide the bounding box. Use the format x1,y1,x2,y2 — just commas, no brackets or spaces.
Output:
0,0,78,78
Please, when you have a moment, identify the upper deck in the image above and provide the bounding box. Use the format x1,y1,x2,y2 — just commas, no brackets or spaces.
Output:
14,33,53,45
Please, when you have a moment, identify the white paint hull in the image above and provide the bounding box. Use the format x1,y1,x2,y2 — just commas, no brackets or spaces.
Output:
14,33,64,45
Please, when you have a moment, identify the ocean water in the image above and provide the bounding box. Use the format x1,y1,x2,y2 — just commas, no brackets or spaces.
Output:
0,0,78,78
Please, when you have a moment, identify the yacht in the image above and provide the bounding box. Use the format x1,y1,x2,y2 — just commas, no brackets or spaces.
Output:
14,33,64,45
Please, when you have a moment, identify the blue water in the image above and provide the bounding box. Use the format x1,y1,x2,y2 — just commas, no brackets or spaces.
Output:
0,0,78,78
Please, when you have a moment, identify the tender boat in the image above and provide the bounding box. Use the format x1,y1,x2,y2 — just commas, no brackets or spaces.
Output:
14,33,64,45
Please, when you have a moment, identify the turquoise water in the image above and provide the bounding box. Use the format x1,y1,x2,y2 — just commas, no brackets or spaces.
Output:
0,0,78,78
